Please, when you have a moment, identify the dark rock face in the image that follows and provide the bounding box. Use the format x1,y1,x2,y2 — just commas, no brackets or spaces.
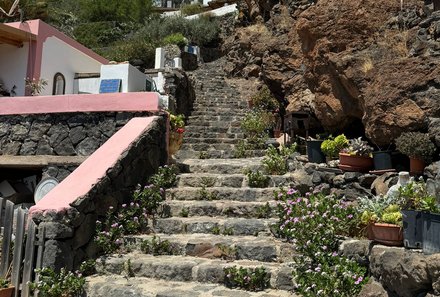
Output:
0,112,150,156
225,0,440,146
31,117,168,271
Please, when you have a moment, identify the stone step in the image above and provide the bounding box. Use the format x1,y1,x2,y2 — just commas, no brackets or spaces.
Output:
86,275,295,297
192,102,248,109
191,108,247,115
188,115,244,122
153,216,277,236
180,143,237,152
176,173,293,188
184,126,242,134
162,200,276,219
124,233,294,263
183,137,242,145
179,158,263,174
175,149,266,159
185,120,241,128
95,254,294,291
184,131,244,139
167,187,278,202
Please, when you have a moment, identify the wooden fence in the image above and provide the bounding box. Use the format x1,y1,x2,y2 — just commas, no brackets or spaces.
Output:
0,198,44,297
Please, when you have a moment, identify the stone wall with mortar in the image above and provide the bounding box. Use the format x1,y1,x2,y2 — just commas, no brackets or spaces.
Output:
0,112,151,156
29,116,168,271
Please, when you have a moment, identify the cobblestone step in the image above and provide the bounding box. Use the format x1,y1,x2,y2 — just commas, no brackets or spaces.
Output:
188,115,244,122
162,200,276,219
153,216,277,236
184,125,242,133
179,158,263,174
176,173,293,188
167,187,278,202
95,254,294,291
124,233,294,263
86,276,296,297
184,131,244,139
185,120,242,128
175,148,266,159
183,137,242,144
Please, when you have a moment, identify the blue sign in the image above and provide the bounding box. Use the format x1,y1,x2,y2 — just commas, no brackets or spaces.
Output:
99,79,121,93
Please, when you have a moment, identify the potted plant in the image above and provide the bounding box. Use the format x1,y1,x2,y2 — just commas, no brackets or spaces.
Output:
339,137,374,172
0,277,14,297
358,195,403,246
395,132,436,174
168,113,185,157
320,134,349,160
396,178,438,249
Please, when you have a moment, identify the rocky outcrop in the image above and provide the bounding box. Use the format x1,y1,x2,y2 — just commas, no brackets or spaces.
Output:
341,240,440,297
224,0,440,146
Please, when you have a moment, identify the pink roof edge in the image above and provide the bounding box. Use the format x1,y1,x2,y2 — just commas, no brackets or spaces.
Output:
5,19,109,65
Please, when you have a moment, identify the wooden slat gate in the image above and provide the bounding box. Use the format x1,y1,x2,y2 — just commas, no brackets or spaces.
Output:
0,198,45,297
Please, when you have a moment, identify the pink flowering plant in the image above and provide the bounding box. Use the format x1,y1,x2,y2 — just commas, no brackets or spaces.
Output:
224,266,270,291
275,187,368,296
95,165,177,254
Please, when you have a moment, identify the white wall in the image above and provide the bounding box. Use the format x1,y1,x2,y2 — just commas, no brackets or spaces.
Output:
73,77,100,94
0,43,29,96
39,36,103,96
100,64,146,93
185,3,237,19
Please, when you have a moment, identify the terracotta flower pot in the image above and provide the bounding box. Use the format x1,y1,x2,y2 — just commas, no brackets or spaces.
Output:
338,153,374,172
370,223,403,246
169,131,183,156
0,287,14,297
409,157,425,175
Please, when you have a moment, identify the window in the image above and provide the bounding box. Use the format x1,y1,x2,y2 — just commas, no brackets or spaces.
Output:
52,73,65,95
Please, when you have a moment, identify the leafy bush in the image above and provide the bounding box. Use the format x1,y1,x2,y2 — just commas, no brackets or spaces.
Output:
246,170,270,188
250,85,279,112
95,166,173,254
163,33,187,48
294,253,368,297
398,180,439,212
103,36,156,68
149,165,178,189
180,3,203,16
29,267,85,297
395,132,436,161
276,187,368,296
79,259,96,277
262,145,296,175
224,266,270,291
321,134,349,159
140,236,176,256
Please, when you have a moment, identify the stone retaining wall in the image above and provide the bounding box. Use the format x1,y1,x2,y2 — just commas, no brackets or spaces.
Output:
0,112,150,156
29,116,167,271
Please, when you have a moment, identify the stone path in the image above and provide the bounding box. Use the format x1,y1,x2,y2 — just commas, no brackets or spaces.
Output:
86,58,298,297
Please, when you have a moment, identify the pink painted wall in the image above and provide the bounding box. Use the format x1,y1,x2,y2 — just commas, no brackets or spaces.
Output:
0,92,160,115
5,20,108,87
29,117,158,214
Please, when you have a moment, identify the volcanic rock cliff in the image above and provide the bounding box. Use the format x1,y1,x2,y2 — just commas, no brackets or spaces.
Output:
223,0,440,147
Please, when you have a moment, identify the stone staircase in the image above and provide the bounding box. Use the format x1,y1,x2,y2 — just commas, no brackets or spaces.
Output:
176,57,265,159
86,59,298,297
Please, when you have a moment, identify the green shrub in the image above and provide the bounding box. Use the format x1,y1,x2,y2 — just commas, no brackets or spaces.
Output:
141,236,176,255
250,85,279,112
246,170,270,188
321,134,349,159
163,33,187,47
180,3,203,16
395,132,436,162
262,145,296,175
276,187,368,296
224,266,270,291
29,267,85,297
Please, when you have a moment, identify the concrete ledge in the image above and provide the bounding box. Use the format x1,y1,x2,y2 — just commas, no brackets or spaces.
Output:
30,116,159,213
0,92,160,115
0,156,87,168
